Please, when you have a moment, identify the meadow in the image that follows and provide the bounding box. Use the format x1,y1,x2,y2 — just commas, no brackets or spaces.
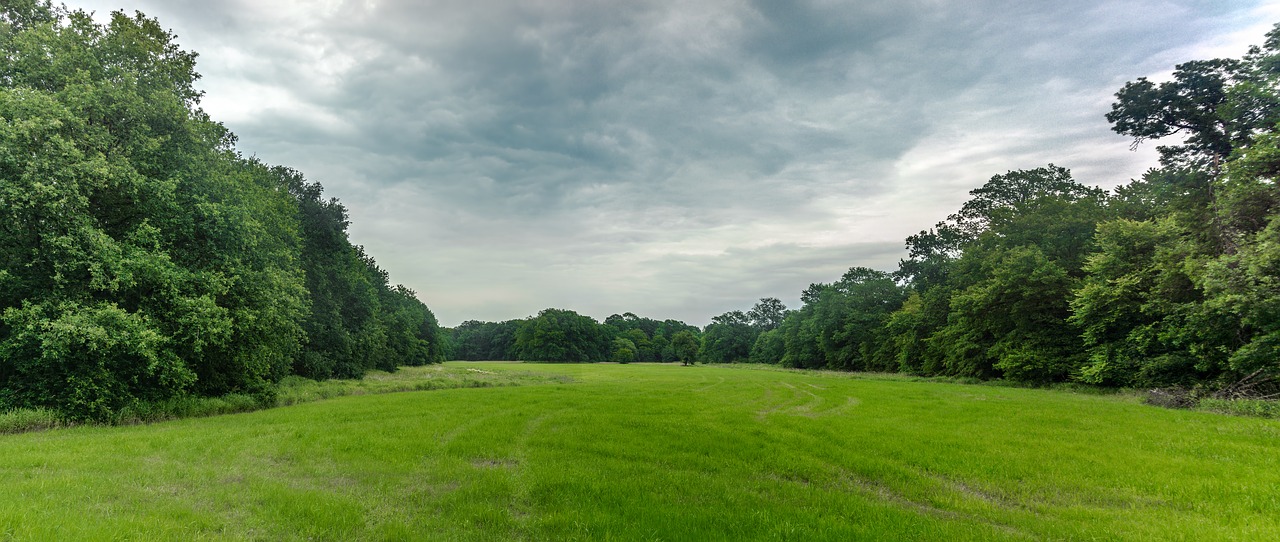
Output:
1,362,1277,541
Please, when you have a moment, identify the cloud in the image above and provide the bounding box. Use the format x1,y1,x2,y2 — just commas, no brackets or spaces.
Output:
73,0,1275,326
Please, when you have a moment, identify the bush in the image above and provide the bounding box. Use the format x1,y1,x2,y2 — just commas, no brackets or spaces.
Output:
0,302,195,421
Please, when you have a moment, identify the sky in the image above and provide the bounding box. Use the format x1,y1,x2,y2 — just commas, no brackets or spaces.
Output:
74,0,1280,327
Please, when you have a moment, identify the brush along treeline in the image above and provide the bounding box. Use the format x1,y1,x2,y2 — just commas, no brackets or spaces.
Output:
0,3,446,422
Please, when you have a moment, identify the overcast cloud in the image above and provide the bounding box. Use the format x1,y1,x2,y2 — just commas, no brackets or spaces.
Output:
75,0,1280,326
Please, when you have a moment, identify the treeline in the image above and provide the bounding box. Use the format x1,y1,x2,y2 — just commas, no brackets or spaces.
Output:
720,26,1280,392
447,310,702,364
0,4,444,421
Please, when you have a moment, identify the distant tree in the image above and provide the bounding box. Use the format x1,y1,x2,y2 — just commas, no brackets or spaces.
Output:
449,319,521,360
778,305,823,369
611,338,638,364
700,310,755,363
749,328,785,364
781,268,905,371
747,297,787,331
671,331,700,366
514,308,609,362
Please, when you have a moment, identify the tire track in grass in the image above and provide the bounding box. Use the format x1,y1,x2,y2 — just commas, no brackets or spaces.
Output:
505,407,576,531
831,469,1037,540
694,376,726,393
757,380,859,420
785,383,825,417
755,381,798,420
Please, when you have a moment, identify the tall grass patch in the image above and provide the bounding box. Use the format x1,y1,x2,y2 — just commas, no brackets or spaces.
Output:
0,408,61,434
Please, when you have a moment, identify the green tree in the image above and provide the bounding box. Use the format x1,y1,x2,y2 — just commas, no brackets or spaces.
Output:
671,330,700,366
1107,24,1280,170
514,308,609,362
1069,218,1209,386
0,4,444,419
0,5,307,416
747,297,787,331
936,246,1083,382
700,310,755,363
749,328,785,364
903,166,1107,382
611,337,638,364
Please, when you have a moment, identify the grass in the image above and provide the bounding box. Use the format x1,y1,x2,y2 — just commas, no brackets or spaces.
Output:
1,361,1277,540
0,364,572,431
0,407,60,434
1198,397,1280,418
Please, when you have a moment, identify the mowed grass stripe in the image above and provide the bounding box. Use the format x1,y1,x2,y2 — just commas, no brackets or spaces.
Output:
1,362,1277,540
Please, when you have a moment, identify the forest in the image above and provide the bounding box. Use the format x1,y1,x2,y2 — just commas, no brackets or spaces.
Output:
0,3,446,422
3,0,1279,424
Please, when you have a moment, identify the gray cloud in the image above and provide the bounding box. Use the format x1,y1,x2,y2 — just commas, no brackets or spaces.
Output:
76,0,1278,326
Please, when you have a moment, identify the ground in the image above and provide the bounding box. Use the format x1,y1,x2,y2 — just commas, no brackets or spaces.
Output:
0,362,1276,540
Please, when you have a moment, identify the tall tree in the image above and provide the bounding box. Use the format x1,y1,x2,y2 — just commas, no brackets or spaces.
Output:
700,310,755,363
747,298,787,331
1107,24,1280,169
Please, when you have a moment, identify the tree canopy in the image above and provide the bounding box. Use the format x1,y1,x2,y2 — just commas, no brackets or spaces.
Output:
0,3,444,421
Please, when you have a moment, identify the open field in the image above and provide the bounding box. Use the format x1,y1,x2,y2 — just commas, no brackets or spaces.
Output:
1,362,1278,540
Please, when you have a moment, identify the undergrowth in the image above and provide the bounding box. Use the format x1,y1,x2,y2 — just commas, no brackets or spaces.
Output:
1198,397,1280,419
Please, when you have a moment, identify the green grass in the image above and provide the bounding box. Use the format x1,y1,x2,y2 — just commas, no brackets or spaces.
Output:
0,364,572,431
0,407,60,434
1,362,1277,540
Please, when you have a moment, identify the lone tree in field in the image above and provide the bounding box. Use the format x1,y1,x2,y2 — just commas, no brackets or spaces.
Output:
671,331,700,366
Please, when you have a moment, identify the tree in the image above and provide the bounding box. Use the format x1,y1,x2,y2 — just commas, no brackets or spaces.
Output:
611,338,638,364
749,328,785,364
671,331,700,366
1107,24,1280,168
513,308,609,362
700,310,755,363
1069,218,1209,386
0,5,307,415
747,298,787,331
935,246,1083,382
450,320,520,360
0,4,445,420
784,268,905,371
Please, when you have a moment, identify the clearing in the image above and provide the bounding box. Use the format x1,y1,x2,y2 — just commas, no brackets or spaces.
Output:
1,362,1276,540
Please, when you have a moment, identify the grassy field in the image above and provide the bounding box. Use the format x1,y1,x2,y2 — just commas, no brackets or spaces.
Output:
1,362,1277,540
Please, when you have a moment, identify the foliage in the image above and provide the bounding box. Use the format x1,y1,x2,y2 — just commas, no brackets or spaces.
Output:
0,4,442,421
513,308,610,363
748,328,785,364
699,310,755,363
611,337,638,364
1069,218,1206,386
449,319,521,360
671,330,700,365
1106,24,1280,168
747,297,788,331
